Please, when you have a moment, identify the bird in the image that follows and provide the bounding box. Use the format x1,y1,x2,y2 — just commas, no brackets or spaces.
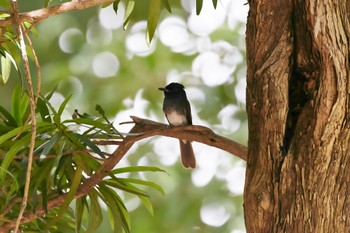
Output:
158,82,196,169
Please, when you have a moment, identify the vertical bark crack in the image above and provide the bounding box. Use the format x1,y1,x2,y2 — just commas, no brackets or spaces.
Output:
282,71,308,154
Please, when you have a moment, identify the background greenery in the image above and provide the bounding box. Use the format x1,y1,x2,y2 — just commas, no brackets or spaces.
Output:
0,0,248,232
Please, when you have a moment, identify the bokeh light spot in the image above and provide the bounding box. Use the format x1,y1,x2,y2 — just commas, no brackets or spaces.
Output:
92,51,119,78
159,16,197,54
200,202,231,227
58,28,84,53
98,4,124,30
126,22,156,57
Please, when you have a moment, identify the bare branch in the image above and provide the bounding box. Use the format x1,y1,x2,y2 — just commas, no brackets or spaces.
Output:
127,116,248,161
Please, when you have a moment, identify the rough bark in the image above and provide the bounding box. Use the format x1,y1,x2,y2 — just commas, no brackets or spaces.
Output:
244,0,350,232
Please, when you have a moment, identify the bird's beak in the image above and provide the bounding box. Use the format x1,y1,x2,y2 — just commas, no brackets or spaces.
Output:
158,87,167,92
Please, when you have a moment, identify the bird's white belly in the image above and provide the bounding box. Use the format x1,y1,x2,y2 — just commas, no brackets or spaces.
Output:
166,111,187,126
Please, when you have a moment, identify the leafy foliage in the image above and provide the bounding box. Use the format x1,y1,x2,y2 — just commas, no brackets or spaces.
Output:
0,90,165,231
109,0,219,43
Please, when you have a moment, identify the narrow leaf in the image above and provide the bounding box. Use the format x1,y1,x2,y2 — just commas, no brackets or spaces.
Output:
146,0,161,44
139,195,154,215
71,133,105,158
12,85,28,126
161,0,172,13
54,94,72,123
111,166,167,175
36,96,52,123
41,179,48,213
0,105,17,126
75,196,85,232
0,53,11,85
196,0,203,15
45,86,58,101
86,191,103,233
0,13,10,18
98,184,131,233
103,179,149,197
0,133,32,181
46,154,83,229
64,118,112,134
23,22,38,37
212,0,218,9
113,0,121,13
118,178,165,195
2,39,21,65
41,134,60,157
44,0,52,7
123,0,135,30
0,122,53,145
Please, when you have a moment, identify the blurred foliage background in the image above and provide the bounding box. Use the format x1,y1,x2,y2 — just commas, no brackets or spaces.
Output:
0,0,248,232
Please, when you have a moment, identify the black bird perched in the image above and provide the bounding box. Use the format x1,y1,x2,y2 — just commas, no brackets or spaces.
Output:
158,82,196,169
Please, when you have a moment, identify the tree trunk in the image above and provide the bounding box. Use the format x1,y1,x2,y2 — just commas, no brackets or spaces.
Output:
244,0,350,232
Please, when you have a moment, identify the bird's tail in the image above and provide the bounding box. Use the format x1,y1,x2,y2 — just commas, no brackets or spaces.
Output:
179,140,196,169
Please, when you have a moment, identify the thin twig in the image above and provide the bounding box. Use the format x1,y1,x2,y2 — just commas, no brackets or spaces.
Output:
24,28,41,105
11,1,37,232
1,0,113,28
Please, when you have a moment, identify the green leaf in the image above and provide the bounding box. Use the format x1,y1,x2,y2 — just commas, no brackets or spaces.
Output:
46,154,83,230
54,94,72,123
98,184,131,233
45,86,58,101
41,134,60,157
95,104,110,123
0,52,12,85
113,0,121,13
146,0,161,44
71,133,105,158
212,0,218,9
44,0,52,7
23,21,38,37
0,122,52,145
0,133,32,181
2,36,21,66
123,0,135,30
63,118,112,134
25,45,35,61
0,105,17,127
31,156,54,181
0,168,19,204
139,195,154,215
111,166,167,175
86,190,103,233
11,85,29,126
118,178,165,195
36,96,52,123
75,196,85,232
103,179,149,197
0,13,9,18
161,0,172,13
196,0,203,15
41,179,48,213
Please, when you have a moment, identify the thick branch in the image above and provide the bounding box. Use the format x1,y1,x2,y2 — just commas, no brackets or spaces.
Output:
1,0,113,27
0,117,247,231
127,116,248,161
